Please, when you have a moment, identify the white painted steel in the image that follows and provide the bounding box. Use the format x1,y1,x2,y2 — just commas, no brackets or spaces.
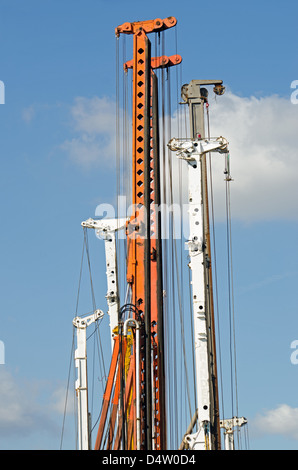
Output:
220,416,247,450
168,137,228,450
81,217,128,351
73,310,104,450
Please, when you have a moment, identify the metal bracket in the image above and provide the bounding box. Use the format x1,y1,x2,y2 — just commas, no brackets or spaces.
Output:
73,309,104,329
186,236,204,256
220,416,247,432
168,136,228,161
220,416,248,450
81,217,128,239
184,420,211,450
181,79,225,103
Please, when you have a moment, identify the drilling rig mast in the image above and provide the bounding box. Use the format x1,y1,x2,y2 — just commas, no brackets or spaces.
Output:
92,17,182,450
72,15,247,452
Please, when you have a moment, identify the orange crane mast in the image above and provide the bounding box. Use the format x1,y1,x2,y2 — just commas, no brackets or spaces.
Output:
94,17,181,451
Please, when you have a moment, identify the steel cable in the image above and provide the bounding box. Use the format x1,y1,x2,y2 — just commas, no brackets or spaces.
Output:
225,178,240,448
206,104,226,425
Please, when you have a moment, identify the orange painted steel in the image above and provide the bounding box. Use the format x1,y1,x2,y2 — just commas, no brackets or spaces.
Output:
125,26,163,450
115,16,177,37
94,333,136,450
123,17,179,450
126,28,148,311
94,336,120,450
95,17,180,451
124,353,136,450
106,347,122,450
113,348,136,450
124,54,182,72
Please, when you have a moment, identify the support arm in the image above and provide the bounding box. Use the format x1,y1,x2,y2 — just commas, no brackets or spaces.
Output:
81,217,128,350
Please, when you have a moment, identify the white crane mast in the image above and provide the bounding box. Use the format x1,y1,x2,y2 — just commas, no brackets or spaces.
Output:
73,309,104,450
168,137,228,449
81,217,128,350
73,217,127,450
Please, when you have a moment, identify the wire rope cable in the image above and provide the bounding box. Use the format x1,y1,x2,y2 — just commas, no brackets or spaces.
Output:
206,103,226,427
225,177,241,448
60,327,76,450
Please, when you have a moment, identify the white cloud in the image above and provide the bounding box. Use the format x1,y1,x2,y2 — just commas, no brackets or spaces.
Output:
22,105,36,123
237,271,298,295
62,96,119,168
71,96,116,135
253,404,298,441
207,90,298,222
49,382,74,415
63,91,298,222
0,368,72,438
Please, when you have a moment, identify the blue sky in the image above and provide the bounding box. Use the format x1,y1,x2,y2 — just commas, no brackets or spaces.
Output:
0,0,298,450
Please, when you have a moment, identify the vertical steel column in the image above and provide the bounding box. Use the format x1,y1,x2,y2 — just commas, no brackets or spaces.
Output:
181,80,223,450
152,70,166,449
116,17,179,450
143,33,153,449
73,310,104,450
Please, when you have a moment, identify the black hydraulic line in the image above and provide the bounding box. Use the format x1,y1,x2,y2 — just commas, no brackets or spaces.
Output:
152,70,167,449
143,36,152,450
